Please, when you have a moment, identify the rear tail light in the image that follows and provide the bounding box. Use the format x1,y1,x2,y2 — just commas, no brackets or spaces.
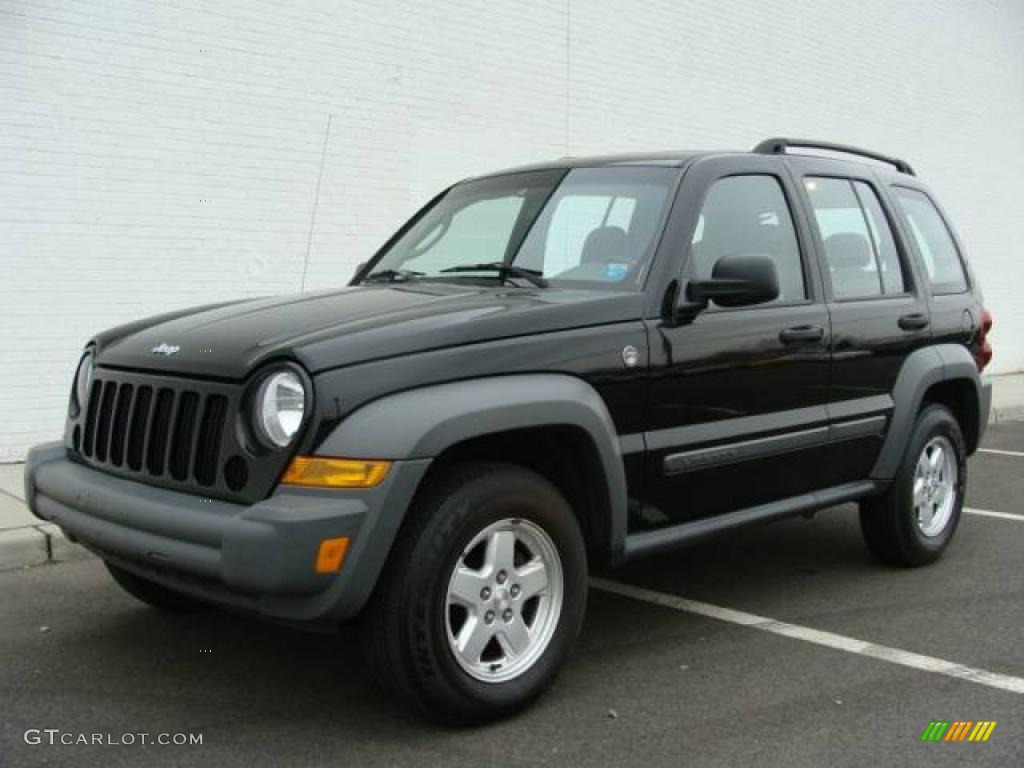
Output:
974,308,993,371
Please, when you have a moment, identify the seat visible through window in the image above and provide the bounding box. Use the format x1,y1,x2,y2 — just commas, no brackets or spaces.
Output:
803,176,906,300
823,232,880,299
580,226,627,264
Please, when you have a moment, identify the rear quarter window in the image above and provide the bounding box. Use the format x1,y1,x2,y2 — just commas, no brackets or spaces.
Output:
891,187,968,294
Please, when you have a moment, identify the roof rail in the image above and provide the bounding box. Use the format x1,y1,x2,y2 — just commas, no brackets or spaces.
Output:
753,137,915,176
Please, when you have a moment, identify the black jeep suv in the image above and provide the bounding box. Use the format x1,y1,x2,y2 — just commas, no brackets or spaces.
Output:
26,138,992,723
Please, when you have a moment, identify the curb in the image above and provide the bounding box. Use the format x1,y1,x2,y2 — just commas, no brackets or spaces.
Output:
0,523,93,573
991,404,1024,425
0,526,48,570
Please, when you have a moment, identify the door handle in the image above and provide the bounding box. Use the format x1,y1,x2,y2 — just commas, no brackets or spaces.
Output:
779,325,824,344
898,313,930,331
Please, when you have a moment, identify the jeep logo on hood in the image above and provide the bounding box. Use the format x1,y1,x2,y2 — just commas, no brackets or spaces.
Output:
151,342,181,356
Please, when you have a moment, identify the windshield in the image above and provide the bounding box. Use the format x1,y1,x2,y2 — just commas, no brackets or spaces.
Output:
361,166,676,290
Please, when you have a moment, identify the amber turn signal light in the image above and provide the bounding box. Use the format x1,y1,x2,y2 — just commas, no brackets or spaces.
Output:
315,536,350,574
281,456,391,488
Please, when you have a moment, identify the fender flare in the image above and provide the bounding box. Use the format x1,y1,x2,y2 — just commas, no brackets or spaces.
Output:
316,373,630,557
871,344,988,480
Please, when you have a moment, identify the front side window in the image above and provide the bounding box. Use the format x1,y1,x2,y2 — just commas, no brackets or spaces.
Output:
364,167,675,291
804,177,906,299
892,187,968,294
690,175,805,303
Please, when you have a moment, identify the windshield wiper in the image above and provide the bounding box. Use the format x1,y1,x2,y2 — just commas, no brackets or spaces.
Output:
440,262,548,288
362,268,424,283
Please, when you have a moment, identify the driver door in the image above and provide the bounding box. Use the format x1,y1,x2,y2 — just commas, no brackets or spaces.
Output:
641,157,830,524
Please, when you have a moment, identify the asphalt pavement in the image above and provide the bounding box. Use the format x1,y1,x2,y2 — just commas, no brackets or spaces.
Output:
1,424,1022,767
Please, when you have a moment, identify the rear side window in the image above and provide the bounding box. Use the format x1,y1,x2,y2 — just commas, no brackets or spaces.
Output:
892,187,968,294
853,182,904,295
690,175,805,303
803,177,905,299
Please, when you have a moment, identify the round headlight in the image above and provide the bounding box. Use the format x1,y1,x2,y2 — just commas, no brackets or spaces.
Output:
73,350,95,414
255,370,306,448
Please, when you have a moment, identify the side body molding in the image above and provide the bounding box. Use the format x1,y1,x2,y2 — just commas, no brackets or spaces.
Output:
870,343,990,481
316,374,631,558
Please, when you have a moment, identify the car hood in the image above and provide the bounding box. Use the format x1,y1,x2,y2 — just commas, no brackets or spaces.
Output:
93,282,644,379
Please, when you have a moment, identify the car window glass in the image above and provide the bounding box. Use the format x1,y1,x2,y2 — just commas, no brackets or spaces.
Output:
403,196,524,273
541,195,618,276
370,167,675,291
516,168,672,286
804,177,907,300
853,181,905,295
690,175,805,303
605,197,636,229
892,187,968,294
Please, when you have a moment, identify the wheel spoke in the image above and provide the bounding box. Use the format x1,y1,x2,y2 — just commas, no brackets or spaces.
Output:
515,559,549,600
484,529,517,574
916,453,929,476
496,616,531,658
456,615,493,663
913,476,927,509
928,445,944,471
449,565,488,607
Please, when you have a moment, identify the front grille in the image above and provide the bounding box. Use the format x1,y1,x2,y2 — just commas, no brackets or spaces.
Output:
81,375,229,488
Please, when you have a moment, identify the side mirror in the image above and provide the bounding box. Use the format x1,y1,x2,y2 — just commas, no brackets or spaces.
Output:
674,254,779,322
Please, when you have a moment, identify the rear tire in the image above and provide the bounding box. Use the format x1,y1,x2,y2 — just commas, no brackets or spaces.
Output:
859,404,966,567
105,562,208,612
361,461,587,725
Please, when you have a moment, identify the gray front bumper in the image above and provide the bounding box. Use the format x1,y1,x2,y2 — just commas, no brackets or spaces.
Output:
25,442,430,626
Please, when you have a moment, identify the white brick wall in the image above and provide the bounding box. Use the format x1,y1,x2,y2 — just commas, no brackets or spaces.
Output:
1,0,1022,460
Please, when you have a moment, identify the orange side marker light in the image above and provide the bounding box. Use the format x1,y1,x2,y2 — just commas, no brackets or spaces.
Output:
316,537,350,574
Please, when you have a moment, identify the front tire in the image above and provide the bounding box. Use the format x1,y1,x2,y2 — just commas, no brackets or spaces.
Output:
362,462,587,724
859,404,967,567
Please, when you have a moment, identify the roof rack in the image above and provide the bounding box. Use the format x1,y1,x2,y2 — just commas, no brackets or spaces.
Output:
753,137,915,176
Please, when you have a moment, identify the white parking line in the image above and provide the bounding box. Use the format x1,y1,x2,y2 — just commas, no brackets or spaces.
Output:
965,507,1024,522
978,448,1024,458
590,577,1024,695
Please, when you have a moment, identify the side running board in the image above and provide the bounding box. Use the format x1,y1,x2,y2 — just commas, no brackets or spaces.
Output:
621,480,879,560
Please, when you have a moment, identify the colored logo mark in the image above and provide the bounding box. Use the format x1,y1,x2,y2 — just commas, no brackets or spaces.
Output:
921,721,997,742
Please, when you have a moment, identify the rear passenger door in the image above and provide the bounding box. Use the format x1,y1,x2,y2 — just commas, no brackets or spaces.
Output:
787,158,930,485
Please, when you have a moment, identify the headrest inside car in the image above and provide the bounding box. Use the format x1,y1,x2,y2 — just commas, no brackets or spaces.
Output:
824,232,872,269
581,226,627,264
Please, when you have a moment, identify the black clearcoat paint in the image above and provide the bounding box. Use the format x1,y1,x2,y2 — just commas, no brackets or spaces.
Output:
73,147,987,528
